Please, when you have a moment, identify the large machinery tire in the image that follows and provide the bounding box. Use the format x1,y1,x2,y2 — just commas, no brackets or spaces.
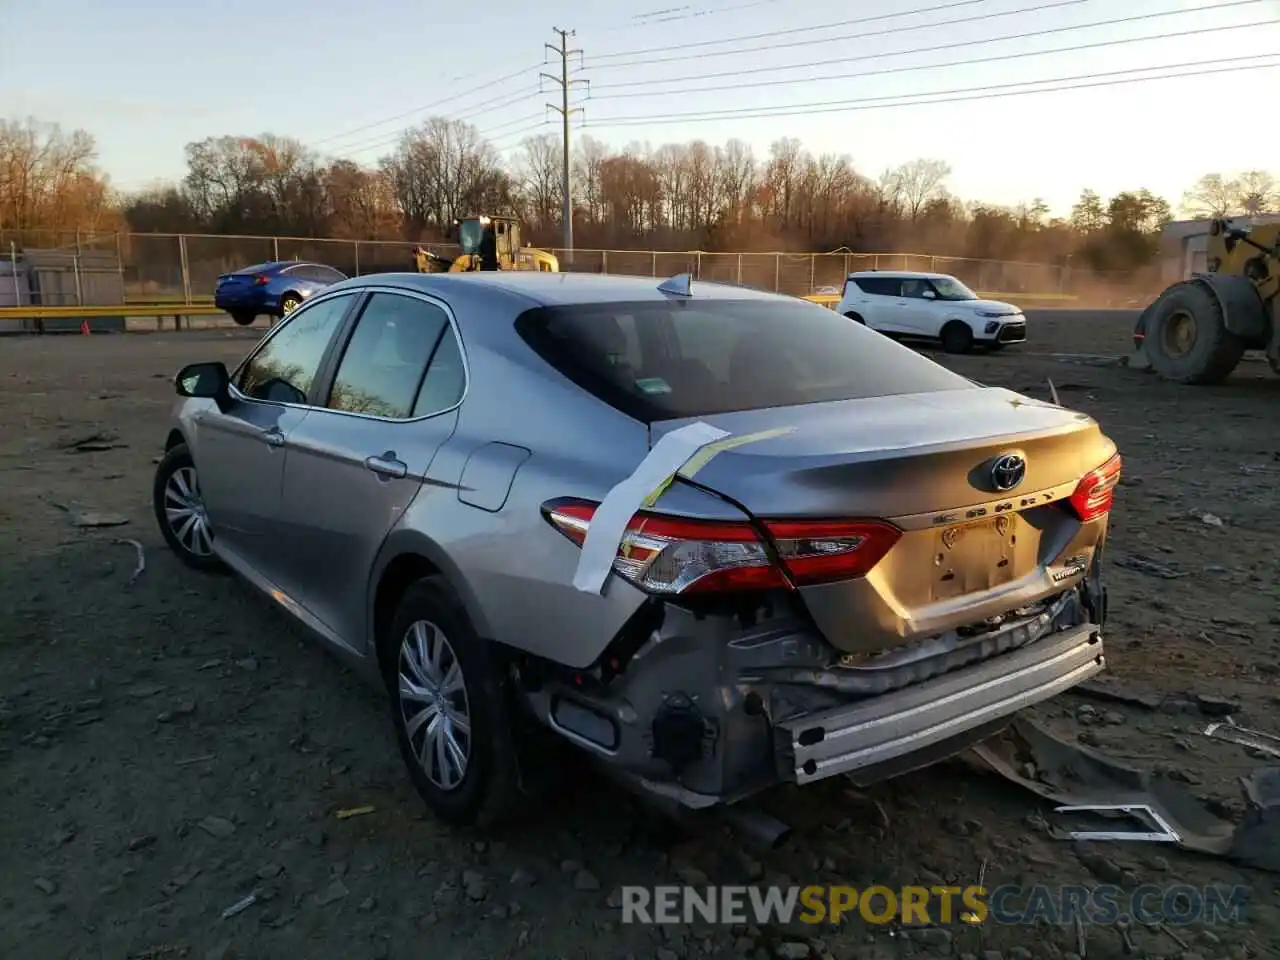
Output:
1144,281,1244,385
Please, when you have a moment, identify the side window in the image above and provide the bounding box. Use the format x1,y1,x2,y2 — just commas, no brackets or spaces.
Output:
314,265,346,282
236,293,354,404
328,292,448,419
853,277,896,297
412,326,467,416
900,278,929,299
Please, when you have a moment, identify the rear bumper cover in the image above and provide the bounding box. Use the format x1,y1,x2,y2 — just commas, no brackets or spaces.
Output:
775,624,1102,784
521,582,1104,807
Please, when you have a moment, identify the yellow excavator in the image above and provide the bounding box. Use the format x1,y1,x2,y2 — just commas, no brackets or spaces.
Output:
413,215,559,274
1130,216,1279,383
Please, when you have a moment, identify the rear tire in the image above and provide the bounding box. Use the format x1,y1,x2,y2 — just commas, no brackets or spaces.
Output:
941,321,974,354
279,294,301,317
1145,281,1243,384
843,311,866,325
382,577,525,827
230,312,256,327
152,443,222,572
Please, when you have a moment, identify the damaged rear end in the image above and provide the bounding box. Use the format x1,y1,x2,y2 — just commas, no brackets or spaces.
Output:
512,295,1118,807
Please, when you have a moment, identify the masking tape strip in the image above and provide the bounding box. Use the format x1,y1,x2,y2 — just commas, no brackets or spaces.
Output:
572,422,797,595
638,425,799,510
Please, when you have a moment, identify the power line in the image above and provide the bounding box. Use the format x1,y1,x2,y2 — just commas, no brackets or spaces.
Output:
591,0,1070,64
542,27,587,255
589,18,1276,100
306,61,543,150
591,0,1271,89
589,0,1270,70
627,0,785,25
582,54,1280,128
331,91,544,159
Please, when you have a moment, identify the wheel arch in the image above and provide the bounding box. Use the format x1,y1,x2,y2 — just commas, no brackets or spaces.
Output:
164,429,186,452
367,530,494,677
1189,273,1270,346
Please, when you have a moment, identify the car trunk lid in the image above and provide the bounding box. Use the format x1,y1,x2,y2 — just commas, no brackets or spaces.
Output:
651,387,1116,653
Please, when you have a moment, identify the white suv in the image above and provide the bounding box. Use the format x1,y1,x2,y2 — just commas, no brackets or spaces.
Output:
834,271,1026,354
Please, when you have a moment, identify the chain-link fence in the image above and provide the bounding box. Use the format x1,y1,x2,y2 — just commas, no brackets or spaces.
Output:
0,229,1163,307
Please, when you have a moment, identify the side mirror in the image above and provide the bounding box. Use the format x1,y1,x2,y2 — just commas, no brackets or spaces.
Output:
175,361,230,405
922,288,937,300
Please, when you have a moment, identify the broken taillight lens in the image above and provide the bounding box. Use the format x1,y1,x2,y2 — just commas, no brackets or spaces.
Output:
544,501,901,595
1067,453,1122,522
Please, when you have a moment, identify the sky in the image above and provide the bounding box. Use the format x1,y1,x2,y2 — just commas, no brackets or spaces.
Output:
2,0,1278,216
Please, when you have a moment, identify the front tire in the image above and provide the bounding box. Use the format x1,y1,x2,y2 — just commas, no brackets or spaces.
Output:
383,577,523,827
941,321,974,354
1145,281,1243,384
152,443,222,572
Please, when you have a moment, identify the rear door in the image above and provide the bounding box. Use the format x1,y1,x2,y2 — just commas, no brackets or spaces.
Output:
194,291,359,575
274,289,465,649
858,277,911,334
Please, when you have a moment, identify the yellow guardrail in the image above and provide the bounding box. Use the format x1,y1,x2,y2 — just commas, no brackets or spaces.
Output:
0,303,226,320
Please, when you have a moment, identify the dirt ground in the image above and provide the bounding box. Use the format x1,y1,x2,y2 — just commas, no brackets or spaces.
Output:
2,312,1279,960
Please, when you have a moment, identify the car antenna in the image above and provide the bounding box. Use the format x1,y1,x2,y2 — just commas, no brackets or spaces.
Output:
657,273,693,297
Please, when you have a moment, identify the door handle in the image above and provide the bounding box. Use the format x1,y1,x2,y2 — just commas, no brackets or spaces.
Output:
262,427,285,447
364,453,408,479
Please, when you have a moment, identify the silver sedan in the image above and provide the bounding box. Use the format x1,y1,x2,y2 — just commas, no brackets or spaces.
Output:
155,271,1120,827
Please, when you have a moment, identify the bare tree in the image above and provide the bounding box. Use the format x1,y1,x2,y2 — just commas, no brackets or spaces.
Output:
1237,170,1278,214
0,117,115,236
894,158,952,221
515,134,560,231
1180,173,1241,218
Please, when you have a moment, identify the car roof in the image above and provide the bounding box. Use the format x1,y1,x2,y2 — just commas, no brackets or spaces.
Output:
848,270,952,280
326,270,794,307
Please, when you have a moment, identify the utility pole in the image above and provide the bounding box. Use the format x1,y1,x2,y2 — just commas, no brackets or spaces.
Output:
542,28,586,261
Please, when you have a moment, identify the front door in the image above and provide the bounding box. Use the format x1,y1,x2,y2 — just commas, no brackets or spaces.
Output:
196,291,359,575
897,278,939,336
276,289,467,649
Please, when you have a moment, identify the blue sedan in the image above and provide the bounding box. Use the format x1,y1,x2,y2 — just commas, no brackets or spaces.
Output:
214,260,347,326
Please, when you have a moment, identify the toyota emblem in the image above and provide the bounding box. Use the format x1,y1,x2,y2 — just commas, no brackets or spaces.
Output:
990,454,1026,492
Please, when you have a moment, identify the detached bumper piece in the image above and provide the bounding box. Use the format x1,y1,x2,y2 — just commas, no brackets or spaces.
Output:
776,624,1103,785
997,321,1027,343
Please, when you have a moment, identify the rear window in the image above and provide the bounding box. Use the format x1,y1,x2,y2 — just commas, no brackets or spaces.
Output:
233,262,274,275
515,299,973,423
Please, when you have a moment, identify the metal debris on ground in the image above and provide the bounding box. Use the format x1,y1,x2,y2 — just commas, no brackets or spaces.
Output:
1203,716,1280,759
335,805,376,820
113,538,146,584
1052,803,1181,842
220,892,257,920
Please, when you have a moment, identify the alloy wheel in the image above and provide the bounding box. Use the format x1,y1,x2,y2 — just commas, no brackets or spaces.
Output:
397,620,472,790
163,466,213,557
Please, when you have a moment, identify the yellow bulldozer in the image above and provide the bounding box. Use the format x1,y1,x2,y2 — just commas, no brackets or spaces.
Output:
1130,215,1279,383
413,215,559,275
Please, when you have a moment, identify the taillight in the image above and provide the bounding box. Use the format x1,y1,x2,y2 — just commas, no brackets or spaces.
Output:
254,274,269,285
1067,453,1122,522
544,501,901,595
